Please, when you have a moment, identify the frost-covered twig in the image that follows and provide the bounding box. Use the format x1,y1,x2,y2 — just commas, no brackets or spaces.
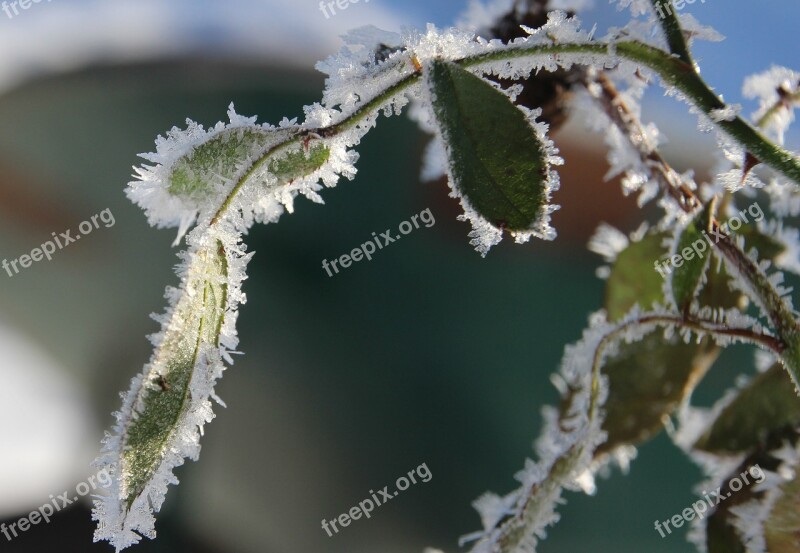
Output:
588,70,800,390
465,308,777,553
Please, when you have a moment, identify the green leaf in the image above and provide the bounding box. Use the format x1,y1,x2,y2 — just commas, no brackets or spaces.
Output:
427,59,552,231
605,231,668,321
694,363,800,453
595,332,718,455
120,239,228,509
593,231,720,454
169,127,275,198
670,204,713,312
267,144,330,182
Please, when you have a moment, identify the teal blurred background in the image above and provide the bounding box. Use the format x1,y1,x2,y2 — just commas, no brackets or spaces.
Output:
0,1,792,552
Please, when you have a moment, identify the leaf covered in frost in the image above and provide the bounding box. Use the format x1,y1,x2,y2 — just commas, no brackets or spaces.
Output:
93,232,236,550
425,59,560,254
98,107,340,551
591,231,721,454
605,231,668,321
593,332,719,455
670,203,714,312
694,363,800,454
168,127,275,199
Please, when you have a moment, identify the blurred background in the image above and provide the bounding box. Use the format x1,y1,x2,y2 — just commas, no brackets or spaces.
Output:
0,1,798,552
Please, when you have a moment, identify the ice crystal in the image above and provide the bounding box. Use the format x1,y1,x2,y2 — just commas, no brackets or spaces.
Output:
743,65,800,146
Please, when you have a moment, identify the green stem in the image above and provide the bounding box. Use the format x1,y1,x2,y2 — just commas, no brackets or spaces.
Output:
648,0,693,64
714,236,800,389
462,41,800,183
214,39,800,227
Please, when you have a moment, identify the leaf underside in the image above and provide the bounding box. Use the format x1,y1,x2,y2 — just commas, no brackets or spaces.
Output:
169,127,274,198
120,240,228,509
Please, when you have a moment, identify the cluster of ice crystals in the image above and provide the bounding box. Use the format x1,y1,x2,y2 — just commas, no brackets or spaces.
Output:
677,13,725,45
710,103,742,123
609,0,651,17
765,175,800,218
588,222,630,264
743,65,800,146
572,77,664,207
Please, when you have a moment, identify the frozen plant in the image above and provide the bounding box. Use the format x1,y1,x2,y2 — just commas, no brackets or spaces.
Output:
91,0,800,551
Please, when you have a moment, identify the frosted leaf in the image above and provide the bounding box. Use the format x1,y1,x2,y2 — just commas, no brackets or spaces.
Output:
128,104,290,245
93,225,249,551
666,203,712,312
98,98,380,548
421,59,562,255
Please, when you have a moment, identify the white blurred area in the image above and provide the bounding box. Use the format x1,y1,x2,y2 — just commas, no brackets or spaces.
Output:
0,0,410,94
0,317,95,517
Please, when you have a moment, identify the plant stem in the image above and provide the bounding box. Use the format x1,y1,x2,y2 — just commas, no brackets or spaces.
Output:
648,0,693,64
482,311,780,553
215,37,800,227
461,40,800,183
